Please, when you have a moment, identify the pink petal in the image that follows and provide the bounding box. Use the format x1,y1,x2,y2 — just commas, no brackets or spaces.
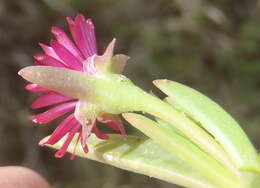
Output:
31,92,74,109
67,14,97,58
50,40,82,71
51,26,84,62
93,124,109,139
34,54,68,68
70,133,81,160
39,43,64,62
44,114,77,145
85,19,97,54
75,15,97,56
29,101,77,124
55,122,81,158
34,61,42,66
25,84,49,93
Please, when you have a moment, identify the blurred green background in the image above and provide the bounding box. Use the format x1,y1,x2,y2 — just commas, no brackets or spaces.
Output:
1,0,260,187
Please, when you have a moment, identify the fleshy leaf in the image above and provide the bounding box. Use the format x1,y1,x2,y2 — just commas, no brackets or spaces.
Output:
153,79,260,173
155,117,186,138
123,113,241,188
18,66,95,100
137,87,237,175
41,134,218,188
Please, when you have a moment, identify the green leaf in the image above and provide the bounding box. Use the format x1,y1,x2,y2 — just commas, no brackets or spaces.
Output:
153,79,260,173
123,113,241,188
155,117,187,138
41,134,217,188
135,84,235,174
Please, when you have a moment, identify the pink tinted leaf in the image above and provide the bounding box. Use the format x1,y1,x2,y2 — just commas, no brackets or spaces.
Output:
51,26,84,62
29,101,77,124
89,39,116,74
31,92,74,109
103,38,115,59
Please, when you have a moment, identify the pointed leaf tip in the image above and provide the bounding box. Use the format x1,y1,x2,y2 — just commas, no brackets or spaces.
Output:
18,66,93,99
154,79,260,172
18,66,37,80
104,38,116,58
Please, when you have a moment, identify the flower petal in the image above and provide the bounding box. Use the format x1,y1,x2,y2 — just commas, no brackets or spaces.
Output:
34,54,68,68
70,133,81,160
39,43,64,62
25,84,49,93
67,14,97,58
31,92,74,109
85,19,97,55
54,122,81,158
51,26,84,62
50,40,82,71
43,114,77,145
29,101,77,124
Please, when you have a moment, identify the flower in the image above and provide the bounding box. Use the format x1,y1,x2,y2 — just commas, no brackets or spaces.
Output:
24,14,127,159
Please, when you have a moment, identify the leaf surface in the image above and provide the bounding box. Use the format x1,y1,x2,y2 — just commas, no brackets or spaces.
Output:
154,79,260,172
41,134,217,188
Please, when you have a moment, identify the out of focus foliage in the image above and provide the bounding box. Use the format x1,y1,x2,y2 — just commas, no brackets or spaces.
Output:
1,0,260,188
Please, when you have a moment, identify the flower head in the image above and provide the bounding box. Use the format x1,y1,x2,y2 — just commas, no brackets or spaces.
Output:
20,14,128,159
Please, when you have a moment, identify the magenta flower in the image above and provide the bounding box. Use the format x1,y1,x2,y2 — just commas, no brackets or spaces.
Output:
25,14,126,159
